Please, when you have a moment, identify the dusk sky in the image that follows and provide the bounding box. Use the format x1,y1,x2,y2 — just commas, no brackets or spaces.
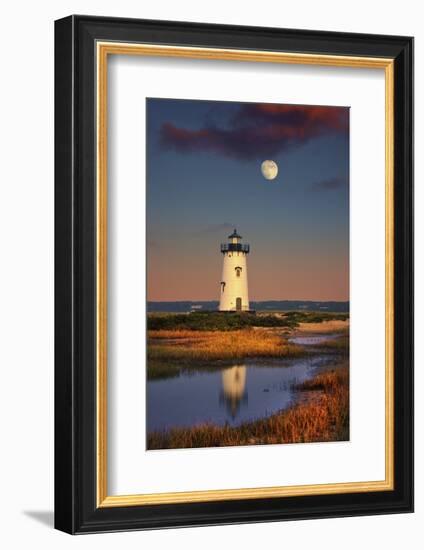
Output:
146,98,349,302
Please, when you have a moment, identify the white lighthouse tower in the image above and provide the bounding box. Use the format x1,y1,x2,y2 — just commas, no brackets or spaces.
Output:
219,229,250,312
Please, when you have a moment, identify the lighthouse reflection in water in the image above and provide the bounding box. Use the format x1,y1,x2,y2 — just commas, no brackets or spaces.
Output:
220,366,248,418
146,356,329,433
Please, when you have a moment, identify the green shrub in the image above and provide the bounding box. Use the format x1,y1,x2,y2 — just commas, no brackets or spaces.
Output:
147,311,348,331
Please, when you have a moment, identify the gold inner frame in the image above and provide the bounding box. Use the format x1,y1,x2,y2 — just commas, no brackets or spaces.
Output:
96,42,394,508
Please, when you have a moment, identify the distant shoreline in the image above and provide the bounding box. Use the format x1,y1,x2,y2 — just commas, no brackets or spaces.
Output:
148,300,349,313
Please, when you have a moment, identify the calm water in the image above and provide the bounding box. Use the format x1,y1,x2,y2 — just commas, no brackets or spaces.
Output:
288,334,339,346
147,352,336,433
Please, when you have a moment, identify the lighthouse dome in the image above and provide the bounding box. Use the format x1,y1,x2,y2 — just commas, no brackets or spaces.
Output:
228,229,242,240
220,228,250,254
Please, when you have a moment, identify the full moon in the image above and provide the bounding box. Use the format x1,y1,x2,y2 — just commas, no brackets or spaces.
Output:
261,159,278,180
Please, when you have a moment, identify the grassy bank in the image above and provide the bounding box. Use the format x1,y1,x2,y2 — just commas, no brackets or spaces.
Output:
148,329,302,365
147,365,349,449
296,319,349,334
315,333,349,353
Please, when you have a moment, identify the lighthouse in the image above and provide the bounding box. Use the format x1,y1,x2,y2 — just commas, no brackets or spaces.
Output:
219,229,250,312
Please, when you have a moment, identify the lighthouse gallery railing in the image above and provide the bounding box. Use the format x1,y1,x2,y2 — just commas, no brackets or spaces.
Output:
220,243,250,253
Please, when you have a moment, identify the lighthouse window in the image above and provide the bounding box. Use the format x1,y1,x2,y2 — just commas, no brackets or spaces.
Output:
235,267,242,278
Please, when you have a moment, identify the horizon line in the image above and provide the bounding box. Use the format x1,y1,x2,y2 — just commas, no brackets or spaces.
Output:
147,299,350,303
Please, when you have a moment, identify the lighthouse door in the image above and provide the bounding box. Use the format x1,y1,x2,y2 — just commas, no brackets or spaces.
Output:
236,297,242,311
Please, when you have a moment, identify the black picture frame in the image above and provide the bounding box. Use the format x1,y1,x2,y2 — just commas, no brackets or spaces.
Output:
55,15,413,534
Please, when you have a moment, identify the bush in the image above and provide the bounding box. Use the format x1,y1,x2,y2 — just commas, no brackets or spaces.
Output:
147,311,349,331
147,312,294,331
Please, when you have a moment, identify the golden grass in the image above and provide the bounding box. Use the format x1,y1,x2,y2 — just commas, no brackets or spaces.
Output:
148,329,302,362
316,334,350,352
296,366,348,393
297,319,349,333
147,365,349,449
149,330,221,340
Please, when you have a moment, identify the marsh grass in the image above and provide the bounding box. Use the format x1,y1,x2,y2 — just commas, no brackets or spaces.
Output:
147,365,349,449
312,333,350,354
148,329,302,363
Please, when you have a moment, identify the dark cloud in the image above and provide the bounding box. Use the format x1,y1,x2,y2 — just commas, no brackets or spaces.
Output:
160,103,349,160
311,176,347,191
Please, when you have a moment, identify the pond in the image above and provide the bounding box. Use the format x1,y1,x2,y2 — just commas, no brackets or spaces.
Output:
146,352,338,433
